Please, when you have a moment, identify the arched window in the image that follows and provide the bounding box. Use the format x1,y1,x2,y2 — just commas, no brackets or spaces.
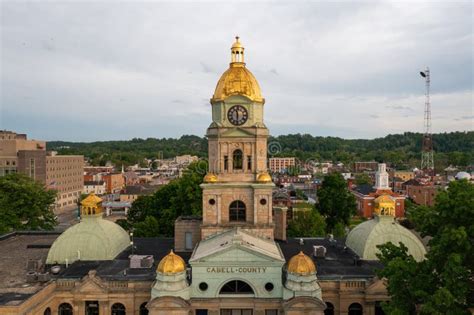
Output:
233,150,243,170
44,307,51,315
324,302,334,315
139,302,149,315
229,200,246,222
111,303,126,315
219,280,254,295
348,303,363,315
58,303,73,315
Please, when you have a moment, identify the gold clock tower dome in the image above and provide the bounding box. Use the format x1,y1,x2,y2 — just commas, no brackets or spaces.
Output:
212,37,264,103
201,36,274,240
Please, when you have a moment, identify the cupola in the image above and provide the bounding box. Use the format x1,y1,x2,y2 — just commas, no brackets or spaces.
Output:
157,250,186,274
256,172,272,183
287,251,316,275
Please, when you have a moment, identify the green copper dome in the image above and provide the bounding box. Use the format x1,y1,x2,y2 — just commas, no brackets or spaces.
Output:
46,215,130,264
345,215,426,262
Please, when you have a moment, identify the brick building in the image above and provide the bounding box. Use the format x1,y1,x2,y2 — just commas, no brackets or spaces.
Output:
352,163,405,218
268,157,296,173
46,152,84,212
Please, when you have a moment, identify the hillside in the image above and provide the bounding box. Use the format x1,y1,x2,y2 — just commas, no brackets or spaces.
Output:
47,131,473,171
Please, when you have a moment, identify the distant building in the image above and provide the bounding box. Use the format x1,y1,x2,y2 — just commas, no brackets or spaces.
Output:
353,161,378,173
0,130,46,180
390,170,414,182
120,184,161,203
352,163,405,218
84,166,114,174
122,171,140,186
174,154,198,165
46,152,84,212
269,157,296,173
405,179,442,206
102,173,125,194
1,131,83,212
83,180,106,195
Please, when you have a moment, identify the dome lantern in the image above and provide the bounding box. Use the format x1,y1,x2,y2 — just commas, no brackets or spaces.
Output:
231,36,245,64
80,192,103,216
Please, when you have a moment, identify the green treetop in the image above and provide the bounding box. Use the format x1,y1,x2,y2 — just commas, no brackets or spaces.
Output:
377,179,473,314
0,173,57,234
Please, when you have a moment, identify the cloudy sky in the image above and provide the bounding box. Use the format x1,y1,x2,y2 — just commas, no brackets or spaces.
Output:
1,1,472,141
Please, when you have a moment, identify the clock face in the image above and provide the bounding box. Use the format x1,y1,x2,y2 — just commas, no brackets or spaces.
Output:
227,105,248,126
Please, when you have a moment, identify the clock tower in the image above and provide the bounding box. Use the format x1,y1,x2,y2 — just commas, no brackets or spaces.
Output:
201,37,275,239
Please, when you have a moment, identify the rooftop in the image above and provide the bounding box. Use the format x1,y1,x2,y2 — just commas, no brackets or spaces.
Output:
0,234,381,305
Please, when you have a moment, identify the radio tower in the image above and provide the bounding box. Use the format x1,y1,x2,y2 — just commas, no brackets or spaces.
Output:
420,67,434,176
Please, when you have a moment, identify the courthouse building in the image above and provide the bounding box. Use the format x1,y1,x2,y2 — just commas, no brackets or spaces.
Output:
0,38,427,315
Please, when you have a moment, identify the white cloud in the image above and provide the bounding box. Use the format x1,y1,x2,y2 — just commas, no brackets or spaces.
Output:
1,1,472,141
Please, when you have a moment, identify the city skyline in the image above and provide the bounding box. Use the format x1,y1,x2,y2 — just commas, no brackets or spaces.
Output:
1,1,472,141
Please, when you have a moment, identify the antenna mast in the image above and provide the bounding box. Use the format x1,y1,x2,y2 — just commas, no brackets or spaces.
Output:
420,67,434,176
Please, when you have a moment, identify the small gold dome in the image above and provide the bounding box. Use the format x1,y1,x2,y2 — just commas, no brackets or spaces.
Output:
231,36,243,48
203,173,218,183
257,172,272,183
157,250,186,274
287,251,316,275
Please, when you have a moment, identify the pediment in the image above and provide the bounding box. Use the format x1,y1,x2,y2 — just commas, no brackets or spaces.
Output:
197,245,282,263
73,270,107,294
221,128,254,137
366,278,387,294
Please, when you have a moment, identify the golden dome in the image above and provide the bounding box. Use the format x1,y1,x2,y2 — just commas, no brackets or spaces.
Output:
211,37,264,103
203,173,218,183
257,172,272,183
157,250,186,274
287,251,316,275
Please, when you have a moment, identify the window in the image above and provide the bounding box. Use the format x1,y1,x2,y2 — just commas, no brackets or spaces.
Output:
44,308,51,315
247,155,252,170
219,280,254,295
30,158,35,178
229,200,246,222
264,282,274,291
199,282,208,291
139,302,149,315
111,303,126,315
58,303,73,315
348,303,363,315
185,232,193,250
224,156,229,171
196,311,208,315
85,301,99,315
324,302,335,315
233,150,243,170
265,311,278,315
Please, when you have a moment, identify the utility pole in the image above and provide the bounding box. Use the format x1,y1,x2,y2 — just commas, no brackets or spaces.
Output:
420,67,434,176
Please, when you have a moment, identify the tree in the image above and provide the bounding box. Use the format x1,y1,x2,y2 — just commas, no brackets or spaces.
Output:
354,173,372,186
317,173,356,233
0,173,57,234
287,209,326,237
377,179,473,314
126,161,205,237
